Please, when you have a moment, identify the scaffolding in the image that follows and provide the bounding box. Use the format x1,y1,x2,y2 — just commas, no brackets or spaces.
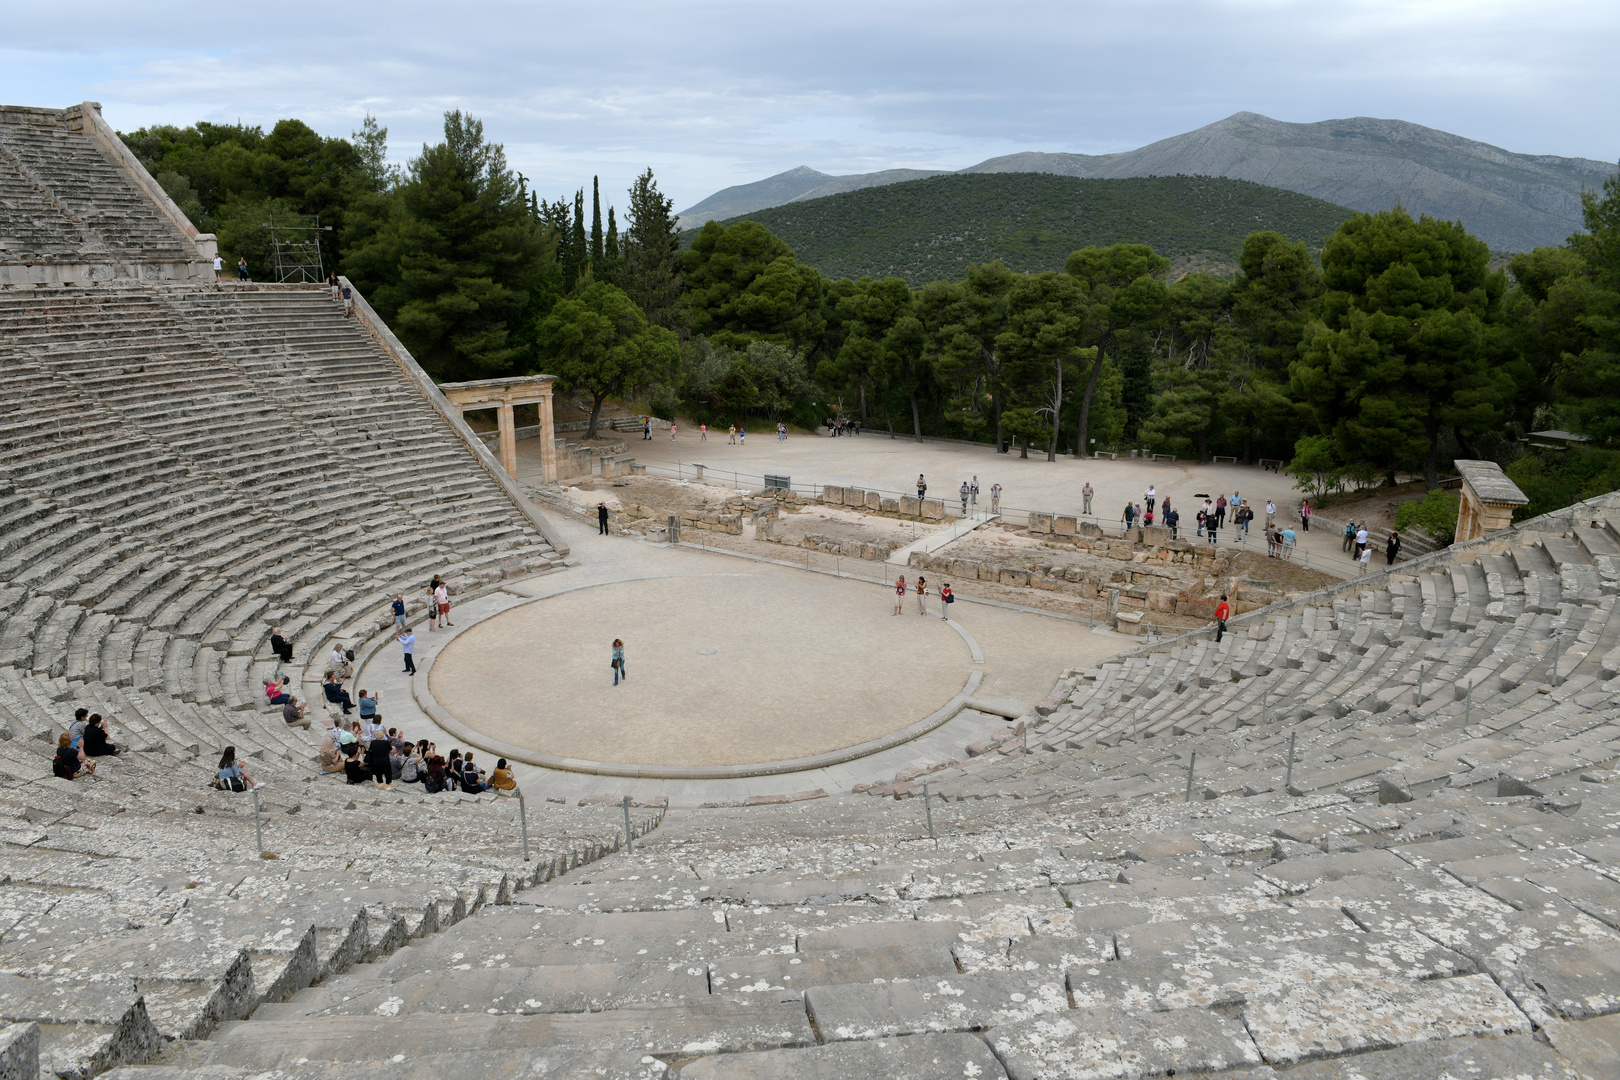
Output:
261,213,332,283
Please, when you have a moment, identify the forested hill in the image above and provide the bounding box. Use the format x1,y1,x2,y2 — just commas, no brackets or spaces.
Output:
704,173,1355,285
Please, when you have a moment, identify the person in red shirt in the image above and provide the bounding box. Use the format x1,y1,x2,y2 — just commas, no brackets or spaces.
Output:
893,575,907,616
1213,594,1231,642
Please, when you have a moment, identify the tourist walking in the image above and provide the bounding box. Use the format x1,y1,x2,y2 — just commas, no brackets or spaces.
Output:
426,575,442,630
1280,526,1296,560
990,483,1002,514
1215,494,1227,529
1165,505,1180,539
341,282,353,316
778,422,787,442
643,417,651,440
365,732,393,788
917,475,927,501
434,579,452,627
1213,594,1230,643
1122,502,1136,532
670,422,677,441
391,594,406,629
213,254,224,281
1359,545,1373,574
1299,500,1311,531
611,639,626,685
398,626,416,675
1206,515,1218,544
1386,530,1402,565
1342,521,1356,553
598,501,610,535
1265,500,1276,529
970,476,979,506
1355,524,1369,558
700,423,707,442
959,481,970,514
1144,485,1156,514
916,576,928,616
728,424,737,444
1082,481,1093,516
940,583,954,620
893,575,907,615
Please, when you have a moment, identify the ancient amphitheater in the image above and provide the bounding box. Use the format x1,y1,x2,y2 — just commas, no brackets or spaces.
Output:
2,102,1619,1080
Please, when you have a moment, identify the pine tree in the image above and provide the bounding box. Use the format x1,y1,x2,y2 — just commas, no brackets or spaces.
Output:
622,169,682,330
591,176,604,267
341,110,549,380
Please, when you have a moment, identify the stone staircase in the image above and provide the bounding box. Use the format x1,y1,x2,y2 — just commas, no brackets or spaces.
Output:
0,103,206,285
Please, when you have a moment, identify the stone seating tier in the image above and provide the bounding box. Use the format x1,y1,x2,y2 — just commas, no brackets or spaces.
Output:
0,105,196,267
79,752,1620,1080
0,284,561,760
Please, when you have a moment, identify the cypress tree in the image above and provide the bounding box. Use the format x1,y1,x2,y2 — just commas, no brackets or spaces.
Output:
605,206,619,262
572,189,587,285
591,176,604,266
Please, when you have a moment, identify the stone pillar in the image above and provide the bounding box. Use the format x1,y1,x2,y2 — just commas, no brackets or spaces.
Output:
538,386,558,484
1454,460,1528,544
496,403,517,479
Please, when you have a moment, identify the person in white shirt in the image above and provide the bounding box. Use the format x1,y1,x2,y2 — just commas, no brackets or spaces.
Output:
212,254,224,281
1359,546,1373,573
1265,500,1277,528
1144,485,1156,514
1355,526,1369,556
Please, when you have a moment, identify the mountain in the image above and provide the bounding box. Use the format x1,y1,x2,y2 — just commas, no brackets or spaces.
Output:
679,114,1619,251
676,165,946,229
710,172,1356,285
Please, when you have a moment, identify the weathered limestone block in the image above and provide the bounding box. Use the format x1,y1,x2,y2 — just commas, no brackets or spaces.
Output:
879,498,899,513
979,563,1001,582
822,485,844,504
1028,512,1054,534
1116,611,1145,635
921,499,944,521
1148,590,1176,612
1141,526,1171,546
899,496,920,517
1078,521,1105,538
1107,545,1135,561
843,487,865,507
950,559,974,578
999,568,1030,586
1177,593,1219,619
1054,515,1077,536
1063,567,1086,583
865,490,882,511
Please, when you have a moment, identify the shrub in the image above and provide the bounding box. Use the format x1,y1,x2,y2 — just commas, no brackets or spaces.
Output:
1395,489,1460,544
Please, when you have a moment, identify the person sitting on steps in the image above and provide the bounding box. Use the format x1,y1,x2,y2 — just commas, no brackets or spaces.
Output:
82,713,120,757
323,672,354,714
214,746,258,791
54,731,94,780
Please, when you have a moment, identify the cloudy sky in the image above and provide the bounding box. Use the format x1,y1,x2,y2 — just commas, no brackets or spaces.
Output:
4,0,1615,213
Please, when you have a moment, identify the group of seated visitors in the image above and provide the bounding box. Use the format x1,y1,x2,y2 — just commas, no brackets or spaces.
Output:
317,718,515,795
54,709,123,779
